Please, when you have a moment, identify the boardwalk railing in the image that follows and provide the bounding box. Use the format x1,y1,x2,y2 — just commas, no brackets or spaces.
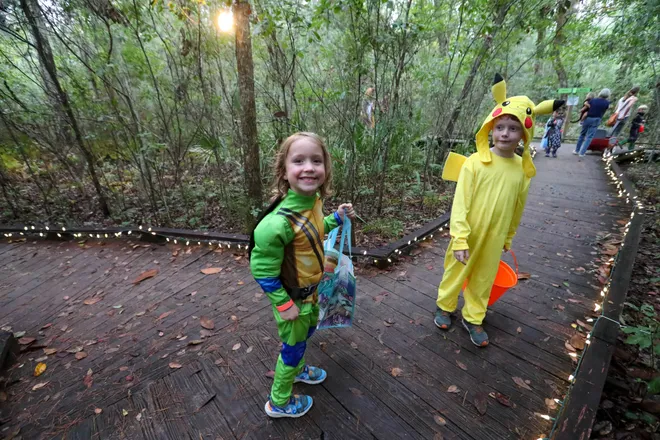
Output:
552,154,646,439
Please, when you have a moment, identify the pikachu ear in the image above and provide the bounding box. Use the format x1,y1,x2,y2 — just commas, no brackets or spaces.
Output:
535,99,565,116
492,73,506,104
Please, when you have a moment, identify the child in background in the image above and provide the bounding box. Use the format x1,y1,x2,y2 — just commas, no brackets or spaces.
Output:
617,105,648,151
435,74,564,347
544,109,565,158
250,132,355,418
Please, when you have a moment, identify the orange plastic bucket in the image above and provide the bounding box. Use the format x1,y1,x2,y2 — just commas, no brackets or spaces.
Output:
462,251,518,306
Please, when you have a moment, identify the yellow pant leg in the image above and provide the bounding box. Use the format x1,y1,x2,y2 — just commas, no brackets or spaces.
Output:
436,243,471,312
461,242,502,325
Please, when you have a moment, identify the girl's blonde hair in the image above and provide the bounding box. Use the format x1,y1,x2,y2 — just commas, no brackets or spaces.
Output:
272,132,333,198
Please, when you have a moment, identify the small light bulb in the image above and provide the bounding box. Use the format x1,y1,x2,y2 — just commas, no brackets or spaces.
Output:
568,374,574,381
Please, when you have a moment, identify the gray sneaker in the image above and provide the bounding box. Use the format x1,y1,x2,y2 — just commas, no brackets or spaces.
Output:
462,319,489,347
434,309,452,330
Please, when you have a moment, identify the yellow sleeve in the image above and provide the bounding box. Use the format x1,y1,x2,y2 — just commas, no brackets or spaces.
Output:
450,157,475,251
504,177,531,250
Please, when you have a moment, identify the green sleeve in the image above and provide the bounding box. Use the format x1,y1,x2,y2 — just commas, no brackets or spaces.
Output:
323,211,341,234
250,214,294,307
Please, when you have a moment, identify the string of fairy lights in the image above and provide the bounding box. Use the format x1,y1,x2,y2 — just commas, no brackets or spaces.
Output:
1,220,448,267
536,150,646,440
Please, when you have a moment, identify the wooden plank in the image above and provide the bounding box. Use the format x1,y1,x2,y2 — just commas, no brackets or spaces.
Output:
240,329,378,440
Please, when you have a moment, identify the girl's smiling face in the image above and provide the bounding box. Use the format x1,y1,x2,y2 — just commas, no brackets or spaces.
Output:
284,138,327,196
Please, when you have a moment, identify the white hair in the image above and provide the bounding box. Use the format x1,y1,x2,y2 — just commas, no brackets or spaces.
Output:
599,88,611,99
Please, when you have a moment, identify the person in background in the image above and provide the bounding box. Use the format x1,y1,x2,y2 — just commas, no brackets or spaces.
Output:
573,88,611,157
544,109,565,158
610,86,640,137
576,92,596,124
617,105,648,151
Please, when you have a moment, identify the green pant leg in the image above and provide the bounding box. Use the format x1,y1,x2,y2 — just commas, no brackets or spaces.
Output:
270,307,314,406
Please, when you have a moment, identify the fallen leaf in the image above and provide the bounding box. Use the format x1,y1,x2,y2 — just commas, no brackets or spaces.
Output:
32,382,48,391
447,385,460,394
18,337,36,345
63,296,70,300
567,299,583,304
576,320,592,330
43,348,57,356
75,352,88,360
489,392,512,407
169,362,182,369
232,343,241,351
545,398,558,410
133,269,158,284
122,409,129,417
83,297,102,305
512,376,532,391
319,342,327,352
83,372,93,389
563,282,570,288
391,367,403,377
246,346,253,354
41,323,52,330
434,414,447,426
473,393,488,415
237,306,249,312
456,360,468,371
67,346,83,353
383,320,393,327
351,342,358,349
188,339,203,346
201,267,223,275
125,375,134,382
517,272,531,280
237,281,245,285
565,340,577,352
119,366,129,371
200,317,215,330
94,408,102,415
35,356,47,362
34,362,47,377
350,387,363,397
517,327,522,334
551,284,560,288
13,331,26,338
136,413,142,422
569,333,586,350
554,304,565,311
157,311,173,320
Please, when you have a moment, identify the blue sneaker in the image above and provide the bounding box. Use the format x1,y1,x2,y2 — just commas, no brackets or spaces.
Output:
434,308,453,330
462,319,489,347
265,394,313,418
294,365,327,385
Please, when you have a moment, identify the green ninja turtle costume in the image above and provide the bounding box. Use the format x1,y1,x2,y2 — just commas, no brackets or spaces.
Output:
250,189,341,406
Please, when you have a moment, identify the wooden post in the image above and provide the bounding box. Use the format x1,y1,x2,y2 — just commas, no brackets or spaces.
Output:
563,104,572,141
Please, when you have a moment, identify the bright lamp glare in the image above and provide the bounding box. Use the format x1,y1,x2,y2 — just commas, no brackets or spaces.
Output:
218,11,233,32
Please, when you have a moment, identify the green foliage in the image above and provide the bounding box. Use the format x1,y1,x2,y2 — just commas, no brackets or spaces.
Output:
362,218,404,239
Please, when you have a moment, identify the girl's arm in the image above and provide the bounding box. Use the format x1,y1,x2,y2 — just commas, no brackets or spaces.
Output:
323,211,342,234
450,156,476,251
504,178,531,250
250,216,295,311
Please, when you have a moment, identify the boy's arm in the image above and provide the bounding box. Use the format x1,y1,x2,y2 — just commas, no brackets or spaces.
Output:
250,216,295,311
504,178,532,250
323,211,342,234
450,158,475,251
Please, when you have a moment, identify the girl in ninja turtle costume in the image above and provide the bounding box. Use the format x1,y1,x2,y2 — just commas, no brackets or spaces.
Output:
250,132,355,418
434,74,564,347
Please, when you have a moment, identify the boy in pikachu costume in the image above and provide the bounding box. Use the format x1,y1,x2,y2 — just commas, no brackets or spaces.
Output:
434,73,564,347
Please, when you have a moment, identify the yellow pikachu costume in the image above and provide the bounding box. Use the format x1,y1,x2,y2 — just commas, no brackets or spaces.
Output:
437,73,564,327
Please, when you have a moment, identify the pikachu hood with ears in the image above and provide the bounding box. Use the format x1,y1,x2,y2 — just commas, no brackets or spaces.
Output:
443,73,565,181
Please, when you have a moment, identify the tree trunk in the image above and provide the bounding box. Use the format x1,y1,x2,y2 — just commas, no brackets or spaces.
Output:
20,0,111,217
233,0,262,229
440,0,511,149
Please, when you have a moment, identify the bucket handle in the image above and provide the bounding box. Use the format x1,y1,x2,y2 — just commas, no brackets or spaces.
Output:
508,250,519,276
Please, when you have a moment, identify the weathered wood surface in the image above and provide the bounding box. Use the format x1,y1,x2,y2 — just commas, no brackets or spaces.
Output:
0,148,627,439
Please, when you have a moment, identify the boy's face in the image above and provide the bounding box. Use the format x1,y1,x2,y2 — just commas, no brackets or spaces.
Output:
492,115,524,154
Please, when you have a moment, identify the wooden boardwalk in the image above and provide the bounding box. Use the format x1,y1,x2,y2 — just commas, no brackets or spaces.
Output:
0,148,629,440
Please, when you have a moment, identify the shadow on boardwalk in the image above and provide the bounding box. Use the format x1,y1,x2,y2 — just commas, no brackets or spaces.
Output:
0,147,630,440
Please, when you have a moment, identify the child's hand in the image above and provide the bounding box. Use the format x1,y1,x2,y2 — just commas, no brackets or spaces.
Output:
454,250,470,265
337,203,356,220
279,303,300,321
